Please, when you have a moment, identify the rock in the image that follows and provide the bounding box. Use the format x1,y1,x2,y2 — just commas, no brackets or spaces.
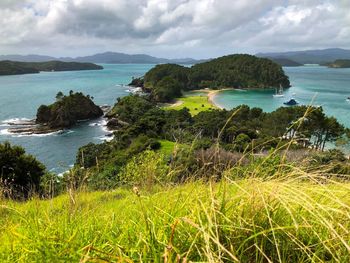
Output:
106,118,129,130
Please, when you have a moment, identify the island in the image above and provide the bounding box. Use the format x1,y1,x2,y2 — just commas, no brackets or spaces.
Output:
130,54,291,103
6,91,103,134
322,59,350,68
36,91,103,129
0,60,103,76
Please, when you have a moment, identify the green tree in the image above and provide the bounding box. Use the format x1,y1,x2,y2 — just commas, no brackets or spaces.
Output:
55,91,64,100
0,142,46,199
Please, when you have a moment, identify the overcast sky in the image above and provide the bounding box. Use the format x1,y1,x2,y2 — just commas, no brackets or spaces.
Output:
0,0,349,58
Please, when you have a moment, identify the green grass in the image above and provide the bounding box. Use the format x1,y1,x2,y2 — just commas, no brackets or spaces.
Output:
158,139,177,156
1,174,350,262
164,95,217,115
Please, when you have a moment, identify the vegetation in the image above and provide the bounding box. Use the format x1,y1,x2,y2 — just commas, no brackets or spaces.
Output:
322,59,350,68
1,88,350,261
163,94,217,115
138,54,291,102
36,91,103,129
269,57,303,67
0,142,46,199
0,60,103,76
1,148,350,261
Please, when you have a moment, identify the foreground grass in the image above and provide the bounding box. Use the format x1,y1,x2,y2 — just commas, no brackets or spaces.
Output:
164,95,216,115
1,176,350,262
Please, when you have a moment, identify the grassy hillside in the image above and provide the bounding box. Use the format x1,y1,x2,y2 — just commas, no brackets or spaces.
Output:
1,172,350,262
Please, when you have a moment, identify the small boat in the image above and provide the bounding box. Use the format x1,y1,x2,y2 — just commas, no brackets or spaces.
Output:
273,85,284,98
283,98,299,106
347,97,350,102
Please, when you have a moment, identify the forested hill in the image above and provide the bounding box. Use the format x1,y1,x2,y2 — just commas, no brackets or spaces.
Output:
322,59,350,68
138,54,290,102
0,60,103,76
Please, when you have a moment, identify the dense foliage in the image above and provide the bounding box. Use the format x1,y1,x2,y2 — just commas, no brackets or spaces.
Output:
0,60,103,76
141,54,290,102
73,94,349,189
36,91,103,128
0,142,46,199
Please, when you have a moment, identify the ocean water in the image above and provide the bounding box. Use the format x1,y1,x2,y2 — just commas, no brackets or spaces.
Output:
0,64,349,173
213,66,350,128
0,64,154,173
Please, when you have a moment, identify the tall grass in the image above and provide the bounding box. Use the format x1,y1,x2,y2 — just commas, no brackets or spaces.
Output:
1,165,350,262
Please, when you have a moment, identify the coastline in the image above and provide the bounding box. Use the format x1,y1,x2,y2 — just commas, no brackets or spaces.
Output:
190,88,231,109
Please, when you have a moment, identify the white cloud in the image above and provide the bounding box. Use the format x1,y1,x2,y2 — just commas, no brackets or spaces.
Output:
0,0,348,57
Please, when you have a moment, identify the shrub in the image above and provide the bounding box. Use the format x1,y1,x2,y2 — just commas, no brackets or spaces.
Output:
0,141,46,199
119,150,169,189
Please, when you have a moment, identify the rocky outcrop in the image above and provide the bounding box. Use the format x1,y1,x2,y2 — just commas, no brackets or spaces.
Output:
36,92,103,129
106,118,129,130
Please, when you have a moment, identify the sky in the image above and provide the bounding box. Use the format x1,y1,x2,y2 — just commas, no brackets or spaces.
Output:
0,0,349,59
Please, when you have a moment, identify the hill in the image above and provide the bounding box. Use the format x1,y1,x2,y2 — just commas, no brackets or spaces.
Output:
257,48,350,64
322,59,350,68
269,57,303,67
0,52,204,64
140,54,290,102
0,60,103,76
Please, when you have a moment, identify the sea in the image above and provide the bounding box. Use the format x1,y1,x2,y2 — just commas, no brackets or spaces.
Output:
0,64,349,173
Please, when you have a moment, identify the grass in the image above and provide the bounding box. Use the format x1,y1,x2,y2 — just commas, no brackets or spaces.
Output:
163,95,217,115
1,171,350,262
158,139,177,156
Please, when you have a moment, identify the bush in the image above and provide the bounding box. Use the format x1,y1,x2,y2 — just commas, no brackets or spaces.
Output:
0,141,46,199
119,150,169,189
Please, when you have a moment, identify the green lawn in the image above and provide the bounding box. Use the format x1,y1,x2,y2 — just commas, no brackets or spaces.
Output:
163,95,217,115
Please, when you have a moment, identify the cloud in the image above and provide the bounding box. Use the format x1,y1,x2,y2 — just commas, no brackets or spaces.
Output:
0,0,348,57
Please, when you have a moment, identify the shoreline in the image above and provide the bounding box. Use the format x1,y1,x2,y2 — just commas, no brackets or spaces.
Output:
190,88,232,109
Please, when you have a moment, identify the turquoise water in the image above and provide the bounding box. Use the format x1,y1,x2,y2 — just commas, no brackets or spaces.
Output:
0,64,349,172
213,66,350,128
0,64,154,173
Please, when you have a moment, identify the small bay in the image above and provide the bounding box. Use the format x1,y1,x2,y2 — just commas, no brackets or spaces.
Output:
213,66,350,128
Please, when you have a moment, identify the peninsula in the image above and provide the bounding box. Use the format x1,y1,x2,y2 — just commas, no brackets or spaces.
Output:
0,60,103,76
130,54,291,103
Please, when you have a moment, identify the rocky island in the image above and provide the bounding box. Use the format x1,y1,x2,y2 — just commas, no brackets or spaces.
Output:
7,91,103,134
0,60,103,76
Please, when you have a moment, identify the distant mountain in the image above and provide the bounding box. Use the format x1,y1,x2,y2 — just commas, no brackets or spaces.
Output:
256,48,350,64
268,58,303,67
0,52,203,64
0,54,56,62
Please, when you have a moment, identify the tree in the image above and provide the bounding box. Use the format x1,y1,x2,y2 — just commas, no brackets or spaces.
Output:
0,142,46,199
152,76,182,102
55,91,64,101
